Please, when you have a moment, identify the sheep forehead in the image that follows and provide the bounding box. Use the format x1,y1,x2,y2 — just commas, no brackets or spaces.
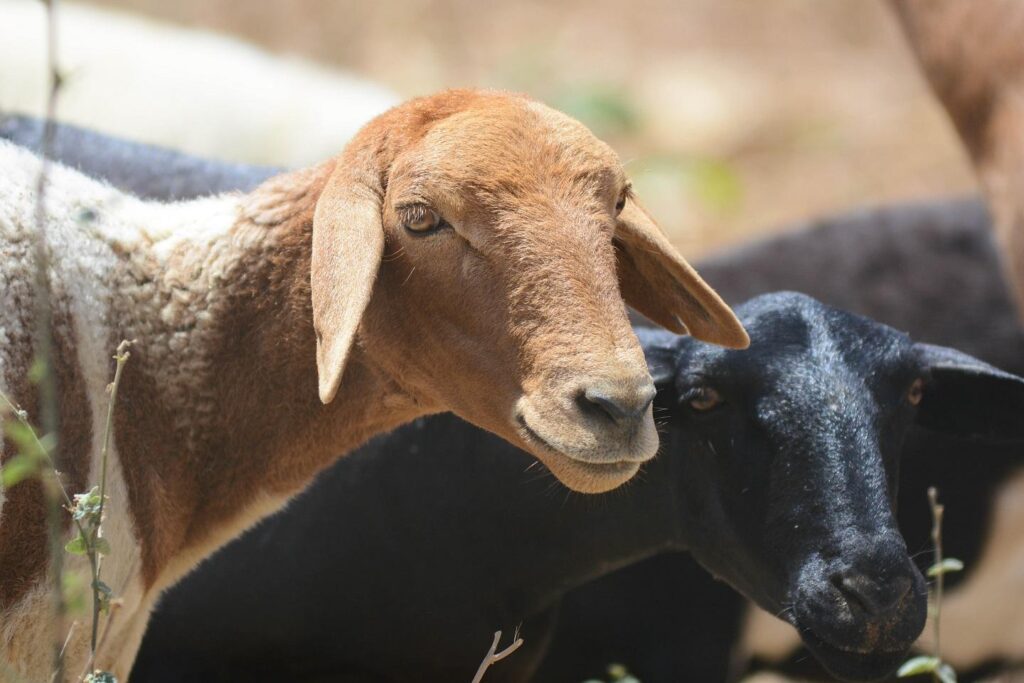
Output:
403,99,624,203
732,295,911,378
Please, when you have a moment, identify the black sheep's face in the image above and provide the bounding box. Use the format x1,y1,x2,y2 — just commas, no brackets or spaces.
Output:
646,292,930,681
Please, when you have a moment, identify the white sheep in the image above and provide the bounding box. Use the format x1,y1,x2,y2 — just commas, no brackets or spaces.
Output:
0,0,399,165
0,88,747,681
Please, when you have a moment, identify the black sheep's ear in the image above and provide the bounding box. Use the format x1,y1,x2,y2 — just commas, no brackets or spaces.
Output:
637,327,684,386
914,343,1024,442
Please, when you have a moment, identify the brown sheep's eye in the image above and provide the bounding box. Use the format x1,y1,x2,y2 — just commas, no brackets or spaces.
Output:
403,206,443,234
907,378,924,406
688,387,723,411
615,191,628,215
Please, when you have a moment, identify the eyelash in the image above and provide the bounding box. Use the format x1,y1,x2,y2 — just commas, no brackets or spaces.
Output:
399,205,451,235
680,386,724,412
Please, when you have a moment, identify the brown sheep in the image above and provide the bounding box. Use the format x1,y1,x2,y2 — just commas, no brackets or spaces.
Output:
0,89,746,681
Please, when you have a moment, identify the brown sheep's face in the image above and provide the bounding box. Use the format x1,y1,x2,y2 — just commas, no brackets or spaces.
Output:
312,90,747,493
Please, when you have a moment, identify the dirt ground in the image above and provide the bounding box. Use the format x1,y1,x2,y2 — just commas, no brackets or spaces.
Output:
88,0,978,256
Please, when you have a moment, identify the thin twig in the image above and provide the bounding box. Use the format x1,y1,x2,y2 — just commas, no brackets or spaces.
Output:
928,486,944,674
88,340,132,652
81,593,127,682
470,630,524,683
0,390,73,508
52,621,79,683
33,0,66,678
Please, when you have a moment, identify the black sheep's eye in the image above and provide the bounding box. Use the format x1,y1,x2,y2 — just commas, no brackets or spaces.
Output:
907,378,924,406
402,205,445,234
685,386,723,412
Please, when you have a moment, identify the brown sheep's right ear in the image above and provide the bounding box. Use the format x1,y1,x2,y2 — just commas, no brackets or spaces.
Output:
311,167,385,404
615,197,749,349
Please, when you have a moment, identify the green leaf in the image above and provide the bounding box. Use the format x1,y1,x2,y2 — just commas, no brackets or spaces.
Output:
606,664,639,682
5,421,42,460
62,571,88,616
1,453,40,488
897,656,940,677
94,537,112,556
84,671,118,683
28,356,47,384
937,663,958,683
65,533,88,555
688,158,743,213
71,486,103,522
928,558,964,577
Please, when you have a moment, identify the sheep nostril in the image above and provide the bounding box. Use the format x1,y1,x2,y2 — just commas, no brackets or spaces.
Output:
833,571,912,617
578,384,655,425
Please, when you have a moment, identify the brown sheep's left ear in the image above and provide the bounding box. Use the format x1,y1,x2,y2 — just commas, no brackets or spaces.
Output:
311,165,385,404
615,197,749,349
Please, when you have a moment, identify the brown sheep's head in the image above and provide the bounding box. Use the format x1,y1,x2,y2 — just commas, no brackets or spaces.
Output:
311,89,748,493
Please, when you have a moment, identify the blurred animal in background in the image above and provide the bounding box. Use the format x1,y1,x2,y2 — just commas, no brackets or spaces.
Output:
0,0,398,165
0,115,280,199
891,0,1024,317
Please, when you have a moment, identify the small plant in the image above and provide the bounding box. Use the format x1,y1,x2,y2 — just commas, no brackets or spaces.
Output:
583,663,642,683
83,672,117,683
0,340,131,683
66,340,132,656
897,487,964,683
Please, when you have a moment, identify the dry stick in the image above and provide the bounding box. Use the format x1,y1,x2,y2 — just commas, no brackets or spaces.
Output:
87,341,132,653
33,0,66,679
928,486,945,674
81,553,140,681
470,631,525,683
79,599,124,683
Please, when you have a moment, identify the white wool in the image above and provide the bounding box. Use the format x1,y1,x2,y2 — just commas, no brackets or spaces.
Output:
0,0,398,166
0,140,242,268
0,139,250,682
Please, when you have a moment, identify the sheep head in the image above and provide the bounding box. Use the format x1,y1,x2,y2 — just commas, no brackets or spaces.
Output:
310,88,748,493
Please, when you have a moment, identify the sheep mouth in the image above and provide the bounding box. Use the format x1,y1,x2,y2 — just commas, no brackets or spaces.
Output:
516,414,641,487
793,618,910,682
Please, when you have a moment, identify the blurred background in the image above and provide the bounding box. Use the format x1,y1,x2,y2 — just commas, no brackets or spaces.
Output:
1,0,978,255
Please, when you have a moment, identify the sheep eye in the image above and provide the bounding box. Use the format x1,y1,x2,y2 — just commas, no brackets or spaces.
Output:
907,378,924,406
403,206,443,234
687,387,723,412
615,191,628,215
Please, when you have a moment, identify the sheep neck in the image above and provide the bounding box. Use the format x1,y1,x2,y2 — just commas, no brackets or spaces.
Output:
454,438,683,621
109,163,425,586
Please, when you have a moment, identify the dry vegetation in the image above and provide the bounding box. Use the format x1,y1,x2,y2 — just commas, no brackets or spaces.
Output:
87,0,977,255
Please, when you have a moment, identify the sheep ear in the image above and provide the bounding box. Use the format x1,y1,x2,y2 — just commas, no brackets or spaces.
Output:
637,327,684,386
615,197,749,350
311,169,384,404
914,343,1024,442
